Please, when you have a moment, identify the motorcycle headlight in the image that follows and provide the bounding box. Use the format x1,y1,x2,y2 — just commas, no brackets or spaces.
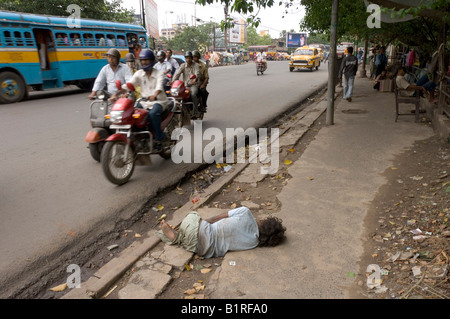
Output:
96,90,106,100
170,87,179,97
110,110,124,124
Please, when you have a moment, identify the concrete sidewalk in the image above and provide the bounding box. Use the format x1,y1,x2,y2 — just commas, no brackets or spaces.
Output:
206,77,434,298
63,75,435,299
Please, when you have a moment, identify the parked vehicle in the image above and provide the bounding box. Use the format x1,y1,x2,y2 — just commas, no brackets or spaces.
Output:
100,81,178,185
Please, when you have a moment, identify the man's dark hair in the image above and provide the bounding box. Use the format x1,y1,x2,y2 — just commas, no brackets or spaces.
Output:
347,46,354,54
258,217,286,247
394,66,407,77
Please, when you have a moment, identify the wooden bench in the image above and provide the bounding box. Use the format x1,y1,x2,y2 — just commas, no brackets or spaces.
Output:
394,78,421,122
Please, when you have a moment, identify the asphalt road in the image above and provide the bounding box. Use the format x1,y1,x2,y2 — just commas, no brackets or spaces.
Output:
0,60,328,297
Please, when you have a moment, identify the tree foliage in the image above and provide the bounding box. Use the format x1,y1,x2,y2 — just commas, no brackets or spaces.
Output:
0,0,135,23
166,24,214,52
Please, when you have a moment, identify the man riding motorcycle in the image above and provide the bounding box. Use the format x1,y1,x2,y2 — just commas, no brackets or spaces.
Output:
193,50,209,112
88,48,133,101
154,50,172,92
111,49,169,153
256,49,267,70
171,51,201,118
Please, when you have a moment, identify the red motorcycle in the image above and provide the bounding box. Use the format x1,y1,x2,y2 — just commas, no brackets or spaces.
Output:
167,74,205,127
100,80,178,185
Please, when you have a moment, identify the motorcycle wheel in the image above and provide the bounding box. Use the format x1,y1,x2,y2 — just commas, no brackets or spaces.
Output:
101,141,135,185
89,142,104,162
160,116,177,159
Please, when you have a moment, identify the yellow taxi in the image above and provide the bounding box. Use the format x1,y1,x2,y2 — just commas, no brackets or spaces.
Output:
289,46,321,72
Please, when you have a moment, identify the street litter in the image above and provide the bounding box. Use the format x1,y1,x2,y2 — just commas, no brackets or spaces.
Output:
107,244,119,251
229,261,236,266
50,283,67,292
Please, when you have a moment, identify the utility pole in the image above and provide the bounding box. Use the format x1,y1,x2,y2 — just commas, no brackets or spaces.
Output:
326,0,339,126
360,38,368,78
224,4,228,52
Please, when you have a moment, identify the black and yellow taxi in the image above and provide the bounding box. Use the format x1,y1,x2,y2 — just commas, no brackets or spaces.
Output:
289,46,321,72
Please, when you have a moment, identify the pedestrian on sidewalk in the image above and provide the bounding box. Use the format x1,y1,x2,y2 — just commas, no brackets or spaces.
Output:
155,206,286,258
338,46,358,102
375,46,388,77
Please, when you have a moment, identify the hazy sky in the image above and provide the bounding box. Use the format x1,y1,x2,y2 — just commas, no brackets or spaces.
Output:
121,0,305,38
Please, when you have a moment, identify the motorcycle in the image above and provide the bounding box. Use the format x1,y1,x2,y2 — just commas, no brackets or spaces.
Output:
166,74,206,127
100,80,179,185
256,57,267,76
85,90,114,162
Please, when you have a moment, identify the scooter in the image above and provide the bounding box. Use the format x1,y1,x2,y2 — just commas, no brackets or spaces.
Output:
100,80,178,185
85,90,114,162
166,74,206,127
256,57,267,76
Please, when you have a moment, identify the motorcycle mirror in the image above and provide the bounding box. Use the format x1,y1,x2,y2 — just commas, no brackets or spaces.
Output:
126,82,135,91
189,74,196,80
115,79,122,90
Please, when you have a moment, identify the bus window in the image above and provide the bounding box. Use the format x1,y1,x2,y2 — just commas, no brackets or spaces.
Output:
71,33,82,46
83,33,95,46
117,35,126,47
14,31,23,46
55,33,69,46
106,34,116,46
139,36,147,48
4,31,13,46
96,34,106,46
24,32,34,46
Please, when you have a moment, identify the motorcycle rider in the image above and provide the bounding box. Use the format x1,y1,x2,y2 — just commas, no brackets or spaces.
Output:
192,50,209,112
172,51,201,118
124,52,142,99
154,50,172,92
111,49,169,153
256,49,267,70
165,49,179,75
88,48,132,100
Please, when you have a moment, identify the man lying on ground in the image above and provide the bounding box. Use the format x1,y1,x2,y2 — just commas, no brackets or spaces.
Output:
155,206,286,258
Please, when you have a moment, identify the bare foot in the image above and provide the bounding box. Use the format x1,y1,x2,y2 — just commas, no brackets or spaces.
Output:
160,220,178,241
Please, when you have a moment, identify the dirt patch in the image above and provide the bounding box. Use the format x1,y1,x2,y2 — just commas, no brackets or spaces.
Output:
353,134,450,299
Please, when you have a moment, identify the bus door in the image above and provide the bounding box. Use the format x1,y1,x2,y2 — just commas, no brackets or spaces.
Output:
32,28,61,89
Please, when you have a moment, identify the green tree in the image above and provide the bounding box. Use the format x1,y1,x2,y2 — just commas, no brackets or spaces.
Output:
245,26,272,47
167,25,213,52
0,0,135,23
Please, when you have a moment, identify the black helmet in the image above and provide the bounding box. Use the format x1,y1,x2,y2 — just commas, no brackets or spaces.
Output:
139,49,156,72
184,51,193,58
193,50,201,58
156,50,166,62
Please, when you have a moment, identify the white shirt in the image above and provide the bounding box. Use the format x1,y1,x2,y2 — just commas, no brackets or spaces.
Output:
256,52,266,61
197,206,259,258
128,68,168,109
154,61,172,74
396,75,415,97
92,63,133,93
166,57,179,73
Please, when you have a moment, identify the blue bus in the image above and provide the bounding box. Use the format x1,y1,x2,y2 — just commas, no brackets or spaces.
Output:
0,10,148,104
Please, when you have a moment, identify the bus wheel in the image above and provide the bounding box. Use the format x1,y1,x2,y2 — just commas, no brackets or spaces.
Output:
0,72,26,104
